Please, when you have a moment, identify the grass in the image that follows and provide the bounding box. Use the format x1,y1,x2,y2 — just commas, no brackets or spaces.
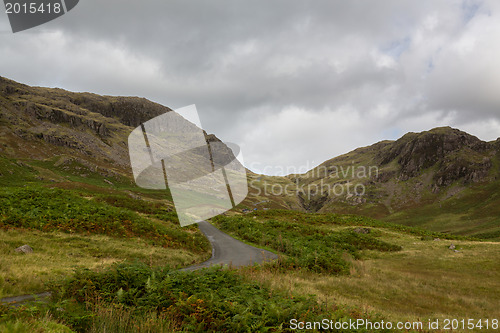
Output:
0,184,211,298
219,212,500,332
0,229,210,297
239,239,500,331
384,181,500,240
0,313,75,333
4,208,497,332
228,210,477,240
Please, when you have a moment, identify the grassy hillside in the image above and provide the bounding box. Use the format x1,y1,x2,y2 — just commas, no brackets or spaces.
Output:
214,211,500,331
1,151,498,332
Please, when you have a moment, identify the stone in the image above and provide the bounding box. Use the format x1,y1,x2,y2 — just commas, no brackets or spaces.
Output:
354,227,371,234
449,244,456,250
15,245,33,254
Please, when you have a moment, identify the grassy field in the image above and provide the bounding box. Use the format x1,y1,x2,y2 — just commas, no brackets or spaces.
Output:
1,206,498,332
383,181,500,240
216,211,500,332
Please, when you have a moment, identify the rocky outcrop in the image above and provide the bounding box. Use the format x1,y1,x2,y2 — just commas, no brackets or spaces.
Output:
70,96,172,128
434,156,492,187
379,127,493,185
23,102,110,137
0,76,232,177
37,132,84,150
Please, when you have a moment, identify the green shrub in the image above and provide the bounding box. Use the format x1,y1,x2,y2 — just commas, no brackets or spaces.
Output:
50,263,381,332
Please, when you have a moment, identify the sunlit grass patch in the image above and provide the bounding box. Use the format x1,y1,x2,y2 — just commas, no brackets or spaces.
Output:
0,229,210,297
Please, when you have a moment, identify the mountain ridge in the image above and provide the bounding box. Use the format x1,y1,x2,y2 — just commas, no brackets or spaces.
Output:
1,76,498,239
284,126,500,238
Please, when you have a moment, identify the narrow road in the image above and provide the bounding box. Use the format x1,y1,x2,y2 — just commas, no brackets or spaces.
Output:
0,292,51,307
182,221,278,271
1,221,277,306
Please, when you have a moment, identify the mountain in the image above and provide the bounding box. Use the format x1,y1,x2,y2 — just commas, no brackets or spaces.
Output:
2,77,498,332
286,127,500,239
0,76,232,184
1,76,499,239
0,76,170,178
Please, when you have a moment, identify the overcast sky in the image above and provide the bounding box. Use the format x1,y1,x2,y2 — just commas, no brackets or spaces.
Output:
1,0,499,175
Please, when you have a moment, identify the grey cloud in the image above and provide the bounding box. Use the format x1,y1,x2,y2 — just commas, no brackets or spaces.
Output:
0,0,499,174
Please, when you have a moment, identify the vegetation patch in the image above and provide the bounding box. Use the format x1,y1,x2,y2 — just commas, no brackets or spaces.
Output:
36,263,382,333
212,212,401,275
0,186,209,253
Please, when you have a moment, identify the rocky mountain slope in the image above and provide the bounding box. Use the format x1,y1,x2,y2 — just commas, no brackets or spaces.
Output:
0,76,169,177
286,127,500,238
0,76,231,181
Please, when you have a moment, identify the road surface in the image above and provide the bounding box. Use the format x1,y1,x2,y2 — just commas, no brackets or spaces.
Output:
182,221,277,271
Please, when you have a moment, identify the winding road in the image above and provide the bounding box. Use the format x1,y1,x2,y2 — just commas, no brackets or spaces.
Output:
1,221,277,307
182,221,277,270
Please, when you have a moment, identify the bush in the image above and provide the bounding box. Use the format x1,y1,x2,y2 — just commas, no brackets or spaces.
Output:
49,263,378,332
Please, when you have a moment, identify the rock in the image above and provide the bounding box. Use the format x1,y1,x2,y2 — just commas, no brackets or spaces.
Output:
354,227,371,234
449,244,456,250
15,245,33,254
433,238,441,241
126,191,141,200
454,250,460,253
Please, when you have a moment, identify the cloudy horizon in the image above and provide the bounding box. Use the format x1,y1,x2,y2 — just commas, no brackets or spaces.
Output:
1,0,499,175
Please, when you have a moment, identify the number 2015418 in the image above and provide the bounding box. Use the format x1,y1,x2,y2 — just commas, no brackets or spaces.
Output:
5,2,62,14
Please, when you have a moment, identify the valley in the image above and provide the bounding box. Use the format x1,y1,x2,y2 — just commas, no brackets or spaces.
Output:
0,76,498,332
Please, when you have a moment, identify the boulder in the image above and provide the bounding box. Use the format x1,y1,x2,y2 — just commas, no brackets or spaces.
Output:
15,245,33,254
